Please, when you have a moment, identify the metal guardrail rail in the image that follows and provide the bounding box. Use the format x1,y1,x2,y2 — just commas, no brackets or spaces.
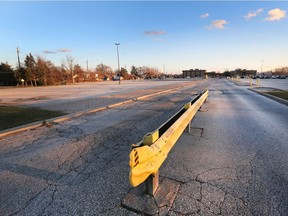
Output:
129,90,209,196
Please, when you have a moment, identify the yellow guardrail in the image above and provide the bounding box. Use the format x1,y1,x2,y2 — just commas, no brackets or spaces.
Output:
129,90,209,188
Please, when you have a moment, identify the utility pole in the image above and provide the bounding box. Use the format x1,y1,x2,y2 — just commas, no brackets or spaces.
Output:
115,43,121,84
16,47,21,68
261,60,264,73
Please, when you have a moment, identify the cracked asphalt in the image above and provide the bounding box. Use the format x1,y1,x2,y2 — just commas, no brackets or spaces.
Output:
1,79,288,215
162,79,288,215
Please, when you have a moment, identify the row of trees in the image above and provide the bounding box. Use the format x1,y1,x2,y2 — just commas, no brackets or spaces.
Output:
274,66,288,75
0,54,164,86
1,55,82,86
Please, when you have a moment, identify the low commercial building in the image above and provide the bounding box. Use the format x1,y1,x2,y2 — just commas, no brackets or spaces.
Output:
230,69,257,78
182,69,206,78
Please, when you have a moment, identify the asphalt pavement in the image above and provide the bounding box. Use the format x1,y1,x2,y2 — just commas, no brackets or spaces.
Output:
0,79,287,215
162,79,288,215
0,80,195,113
238,78,288,90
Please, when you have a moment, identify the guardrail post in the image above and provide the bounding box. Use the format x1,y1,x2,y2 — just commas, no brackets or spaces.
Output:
185,122,191,133
145,171,159,196
143,131,160,196
184,102,191,133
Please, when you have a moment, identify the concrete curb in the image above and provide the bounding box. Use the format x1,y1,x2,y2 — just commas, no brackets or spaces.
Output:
0,83,195,139
249,88,288,106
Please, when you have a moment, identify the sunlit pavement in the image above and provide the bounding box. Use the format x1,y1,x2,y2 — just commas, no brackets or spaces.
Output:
162,79,288,215
0,80,195,112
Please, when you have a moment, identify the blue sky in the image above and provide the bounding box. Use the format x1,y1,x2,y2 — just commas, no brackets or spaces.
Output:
1,1,287,73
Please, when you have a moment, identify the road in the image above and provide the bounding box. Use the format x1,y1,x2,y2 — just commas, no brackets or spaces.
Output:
164,79,288,215
0,79,287,215
255,79,288,90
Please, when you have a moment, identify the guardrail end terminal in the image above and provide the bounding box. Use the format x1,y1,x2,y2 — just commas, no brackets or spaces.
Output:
131,142,142,149
129,89,209,196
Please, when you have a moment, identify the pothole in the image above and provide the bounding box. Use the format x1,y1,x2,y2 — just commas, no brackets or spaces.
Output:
189,127,204,137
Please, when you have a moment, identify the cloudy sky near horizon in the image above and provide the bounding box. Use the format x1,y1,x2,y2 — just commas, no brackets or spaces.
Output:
0,1,287,73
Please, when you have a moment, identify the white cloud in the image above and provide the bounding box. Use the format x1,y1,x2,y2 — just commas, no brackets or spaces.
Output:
144,31,166,42
43,50,57,54
265,8,286,21
144,31,166,36
245,8,264,20
57,49,72,53
207,20,229,30
42,49,72,54
200,13,209,19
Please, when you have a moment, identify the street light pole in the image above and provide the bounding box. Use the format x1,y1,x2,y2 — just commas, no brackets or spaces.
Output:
261,60,264,73
86,60,89,72
115,43,121,84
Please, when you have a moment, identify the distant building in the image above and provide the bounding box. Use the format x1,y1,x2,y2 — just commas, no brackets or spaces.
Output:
205,71,217,78
230,69,257,77
182,69,206,78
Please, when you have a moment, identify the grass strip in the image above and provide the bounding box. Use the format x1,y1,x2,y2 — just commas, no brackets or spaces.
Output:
0,106,65,131
264,91,288,101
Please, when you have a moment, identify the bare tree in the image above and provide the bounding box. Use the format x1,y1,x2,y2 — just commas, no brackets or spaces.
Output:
95,63,114,80
74,64,85,82
62,55,75,83
138,66,160,79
